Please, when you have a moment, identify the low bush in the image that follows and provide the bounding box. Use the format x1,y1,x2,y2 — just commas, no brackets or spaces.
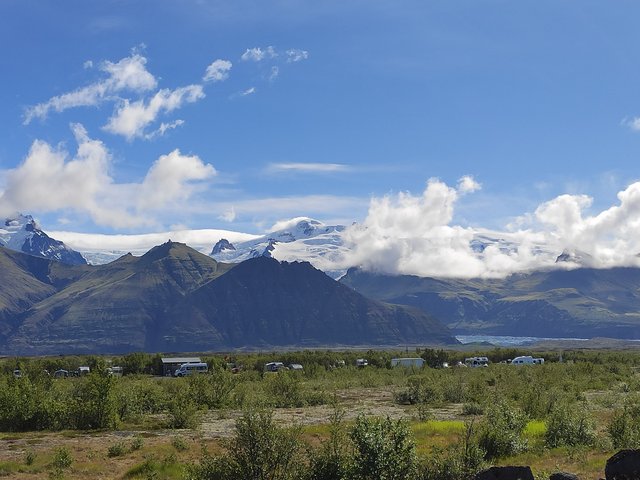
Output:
544,402,594,448
477,399,528,459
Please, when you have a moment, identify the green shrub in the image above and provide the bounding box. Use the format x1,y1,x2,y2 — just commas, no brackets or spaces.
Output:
478,399,528,459
166,388,199,429
52,447,73,469
130,437,144,451
108,441,127,457
172,436,188,452
25,449,36,466
227,409,303,480
349,415,417,480
462,402,484,416
70,371,117,429
308,407,351,480
544,402,594,448
609,402,640,449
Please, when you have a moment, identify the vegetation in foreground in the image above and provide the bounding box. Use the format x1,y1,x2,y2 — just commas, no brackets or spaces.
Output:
0,348,640,478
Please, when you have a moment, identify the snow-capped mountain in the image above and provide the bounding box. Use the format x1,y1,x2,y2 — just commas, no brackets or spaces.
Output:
0,215,87,265
210,218,350,279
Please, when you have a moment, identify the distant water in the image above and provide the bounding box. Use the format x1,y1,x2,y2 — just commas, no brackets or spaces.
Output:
455,335,589,347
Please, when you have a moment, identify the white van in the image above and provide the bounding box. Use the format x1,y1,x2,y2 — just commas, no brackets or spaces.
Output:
511,356,544,366
391,358,425,368
174,362,208,377
464,356,489,368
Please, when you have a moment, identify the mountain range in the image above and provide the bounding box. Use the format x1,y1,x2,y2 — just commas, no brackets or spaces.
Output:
0,242,456,355
341,267,640,339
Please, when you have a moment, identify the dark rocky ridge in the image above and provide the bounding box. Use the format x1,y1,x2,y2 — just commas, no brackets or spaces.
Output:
0,243,456,354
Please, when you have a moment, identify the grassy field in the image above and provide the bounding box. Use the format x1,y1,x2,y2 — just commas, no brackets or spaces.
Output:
0,348,639,479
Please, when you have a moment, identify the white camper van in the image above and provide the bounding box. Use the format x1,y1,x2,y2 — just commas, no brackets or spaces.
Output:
391,358,425,368
464,356,489,368
511,356,545,366
174,362,208,377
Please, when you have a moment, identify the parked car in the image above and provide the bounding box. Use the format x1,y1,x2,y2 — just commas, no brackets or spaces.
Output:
356,358,369,368
54,369,69,378
13,369,22,378
288,363,303,371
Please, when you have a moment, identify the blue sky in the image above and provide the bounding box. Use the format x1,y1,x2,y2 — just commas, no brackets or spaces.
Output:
2,0,640,235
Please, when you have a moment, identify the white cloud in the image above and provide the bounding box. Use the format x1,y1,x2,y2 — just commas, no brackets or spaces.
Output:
269,66,280,81
268,162,350,173
203,59,232,82
622,116,640,131
286,49,309,62
103,85,204,140
457,175,481,194
144,119,185,140
24,53,157,124
342,177,551,278
241,46,277,62
219,207,237,222
137,149,216,211
341,177,640,278
0,125,216,229
83,60,94,69
241,87,256,96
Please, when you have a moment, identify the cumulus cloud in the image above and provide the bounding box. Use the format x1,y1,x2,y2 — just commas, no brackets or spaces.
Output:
24,53,157,124
286,49,309,62
0,124,216,228
342,176,553,278
341,176,640,279
203,59,232,82
137,149,216,211
103,85,204,140
457,175,481,194
268,162,350,174
241,46,277,62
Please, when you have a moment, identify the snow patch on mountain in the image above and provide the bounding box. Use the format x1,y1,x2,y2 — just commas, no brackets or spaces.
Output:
0,214,87,265
50,228,260,265
211,218,350,278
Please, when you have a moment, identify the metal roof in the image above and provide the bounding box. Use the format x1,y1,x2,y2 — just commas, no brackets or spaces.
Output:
161,357,201,364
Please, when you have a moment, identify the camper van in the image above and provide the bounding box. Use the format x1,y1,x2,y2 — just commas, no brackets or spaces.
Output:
264,362,286,372
174,362,208,377
464,356,489,368
511,356,545,366
391,358,425,368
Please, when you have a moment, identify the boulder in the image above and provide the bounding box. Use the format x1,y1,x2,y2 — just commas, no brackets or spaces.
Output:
606,450,640,480
474,466,535,480
549,473,580,480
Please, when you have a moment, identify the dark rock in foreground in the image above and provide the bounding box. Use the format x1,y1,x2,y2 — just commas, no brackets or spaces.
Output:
474,466,534,480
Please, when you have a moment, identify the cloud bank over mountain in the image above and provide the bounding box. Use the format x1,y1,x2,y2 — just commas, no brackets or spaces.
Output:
342,177,640,278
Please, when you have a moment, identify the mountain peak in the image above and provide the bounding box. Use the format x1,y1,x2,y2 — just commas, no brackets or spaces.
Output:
1,214,86,265
211,238,236,255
